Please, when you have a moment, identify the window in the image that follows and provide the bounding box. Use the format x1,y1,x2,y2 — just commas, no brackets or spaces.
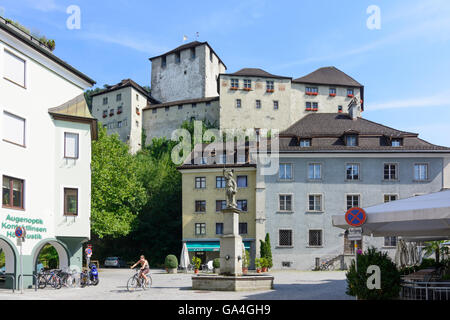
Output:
231,79,239,89
347,88,354,97
237,176,248,188
4,50,25,87
3,111,25,147
136,107,140,115
206,102,211,106
192,103,197,108
300,139,311,147
308,163,322,180
273,101,279,110
190,48,196,59
392,139,402,147
178,105,183,110
161,56,167,68
282,262,292,268
64,132,79,159
329,88,336,95
338,105,343,113
266,81,274,91
103,97,108,105
384,164,398,180
384,194,398,203
308,195,322,212
175,52,181,63
345,135,358,146
216,176,226,189
116,93,122,101
195,177,206,189
279,195,292,211
384,236,397,247
239,223,248,235
305,102,318,111
244,79,252,90
165,107,170,112
117,121,122,128
135,120,139,128
346,164,360,180
195,223,206,235
216,223,224,235
195,200,206,213
256,100,261,109
117,106,123,114
152,109,157,114
309,230,323,246
279,230,293,247
210,51,214,62
414,164,428,181
346,195,360,210
2,176,24,209
103,110,108,118
64,188,78,216
217,154,227,164
136,94,139,101
236,99,242,108
237,200,248,212
306,87,318,95
279,163,293,180
110,109,114,116
216,200,226,212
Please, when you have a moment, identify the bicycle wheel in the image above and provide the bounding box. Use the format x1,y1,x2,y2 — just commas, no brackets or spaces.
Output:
50,275,62,289
127,275,139,292
37,275,47,289
80,273,88,288
146,275,152,288
65,274,77,288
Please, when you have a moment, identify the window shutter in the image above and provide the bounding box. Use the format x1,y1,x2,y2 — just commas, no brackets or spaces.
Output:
3,112,25,146
4,50,25,87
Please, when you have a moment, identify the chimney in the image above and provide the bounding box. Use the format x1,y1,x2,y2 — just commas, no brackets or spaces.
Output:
348,97,361,120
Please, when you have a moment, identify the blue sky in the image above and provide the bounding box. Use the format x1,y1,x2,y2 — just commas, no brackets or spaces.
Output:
2,0,450,146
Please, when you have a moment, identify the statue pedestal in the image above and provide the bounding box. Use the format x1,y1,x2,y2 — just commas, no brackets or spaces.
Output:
220,207,243,276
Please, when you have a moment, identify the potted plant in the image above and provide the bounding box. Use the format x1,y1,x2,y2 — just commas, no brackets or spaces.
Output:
255,258,262,273
213,258,220,274
242,249,250,274
164,254,178,274
192,256,201,274
261,258,268,272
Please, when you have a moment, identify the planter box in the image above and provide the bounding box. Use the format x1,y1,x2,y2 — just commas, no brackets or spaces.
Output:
167,268,177,274
329,93,336,97
230,87,239,90
347,94,354,98
266,89,274,93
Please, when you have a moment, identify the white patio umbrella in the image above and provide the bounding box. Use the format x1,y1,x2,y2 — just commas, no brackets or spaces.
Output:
180,242,190,272
332,190,450,238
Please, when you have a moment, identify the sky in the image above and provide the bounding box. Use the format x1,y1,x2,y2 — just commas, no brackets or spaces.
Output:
1,0,449,147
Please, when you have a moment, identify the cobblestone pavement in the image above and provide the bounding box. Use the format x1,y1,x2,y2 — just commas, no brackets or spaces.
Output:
0,269,353,300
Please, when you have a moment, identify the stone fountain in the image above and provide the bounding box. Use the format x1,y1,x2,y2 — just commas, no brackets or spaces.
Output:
191,169,274,291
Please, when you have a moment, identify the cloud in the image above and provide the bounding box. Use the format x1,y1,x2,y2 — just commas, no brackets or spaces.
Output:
368,91,450,111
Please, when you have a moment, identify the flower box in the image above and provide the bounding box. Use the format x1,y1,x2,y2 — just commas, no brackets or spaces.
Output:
312,108,318,111
102,115,107,118
338,110,343,113
347,94,354,98
329,93,336,97
117,111,122,115
243,88,252,91
109,113,114,117
305,108,312,111
306,92,318,96
266,89,274,93
230,87,239,90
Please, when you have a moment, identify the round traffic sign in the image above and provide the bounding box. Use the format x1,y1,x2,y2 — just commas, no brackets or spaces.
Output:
85,248,92,256
345,207,367,227
15,226,25,238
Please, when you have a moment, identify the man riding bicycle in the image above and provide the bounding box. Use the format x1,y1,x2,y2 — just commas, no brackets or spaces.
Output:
131,255,150,285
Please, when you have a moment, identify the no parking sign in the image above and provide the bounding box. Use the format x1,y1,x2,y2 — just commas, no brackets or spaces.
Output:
85,247,92,257
345,207,367,227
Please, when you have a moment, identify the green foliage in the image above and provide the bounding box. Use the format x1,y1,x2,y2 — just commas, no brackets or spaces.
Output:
242,249,250,268
38,244,59,269
346,247,401,300
264,233,273,268
260,258,268,268
84,87,103,112
213,258,220,269
91,126,147,239
180,119,219,148
259,240,267,259
5,18,55,51
0,250,5,268
424,241,449,266
164,255,178,269
192,256,202,270
255,258,261,269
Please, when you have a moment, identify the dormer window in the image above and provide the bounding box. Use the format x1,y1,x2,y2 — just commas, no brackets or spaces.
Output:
392,138,402,147
345,135,358,146
300,139,311,147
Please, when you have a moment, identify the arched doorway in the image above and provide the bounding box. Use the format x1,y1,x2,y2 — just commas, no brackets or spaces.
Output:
0,236,17,289
32,239,70,272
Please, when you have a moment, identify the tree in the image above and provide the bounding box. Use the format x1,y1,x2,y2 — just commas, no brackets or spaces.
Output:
91,126,147,239
84,87,103,112
264,233,273,269
424,241,449,266
346,247,401,300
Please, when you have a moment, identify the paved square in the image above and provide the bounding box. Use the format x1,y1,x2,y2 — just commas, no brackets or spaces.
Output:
0,269,352,300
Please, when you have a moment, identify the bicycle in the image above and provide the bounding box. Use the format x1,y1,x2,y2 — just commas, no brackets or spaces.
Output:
319,260,335,271
127,268,152,292
37,269,62,289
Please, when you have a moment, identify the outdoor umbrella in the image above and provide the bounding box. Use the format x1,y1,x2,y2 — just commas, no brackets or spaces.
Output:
180,242,190,272
399,239,409,268
408,242,416,266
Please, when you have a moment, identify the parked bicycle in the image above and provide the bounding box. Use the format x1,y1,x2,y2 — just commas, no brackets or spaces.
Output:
127,268,152,292
319,260,335,271
37,269,62,289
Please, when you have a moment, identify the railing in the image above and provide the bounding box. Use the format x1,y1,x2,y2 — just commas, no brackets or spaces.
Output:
17,274,38,292
0,274,16,293
400,280,450,300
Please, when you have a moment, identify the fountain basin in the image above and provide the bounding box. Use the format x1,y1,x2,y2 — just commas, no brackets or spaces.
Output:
192,274,274,292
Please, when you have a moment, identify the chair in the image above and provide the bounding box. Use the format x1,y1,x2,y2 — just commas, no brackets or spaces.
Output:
206,261,214,273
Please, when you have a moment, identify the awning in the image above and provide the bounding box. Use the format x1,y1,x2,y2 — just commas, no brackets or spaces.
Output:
186,241,251,252
332,190,450,238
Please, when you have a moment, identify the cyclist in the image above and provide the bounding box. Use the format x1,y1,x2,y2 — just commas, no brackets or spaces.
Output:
131,255,150,285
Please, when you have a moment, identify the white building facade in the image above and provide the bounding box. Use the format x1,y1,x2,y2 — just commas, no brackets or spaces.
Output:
0,18,95,288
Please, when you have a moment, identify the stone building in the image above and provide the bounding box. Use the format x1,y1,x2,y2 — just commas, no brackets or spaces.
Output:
90,79,159,154
258,107,450,270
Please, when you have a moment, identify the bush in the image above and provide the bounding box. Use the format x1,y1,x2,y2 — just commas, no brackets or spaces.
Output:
164,255,178,269
192,256,202,270
346,247,401,300
213,258,220,269
255,258,261,270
